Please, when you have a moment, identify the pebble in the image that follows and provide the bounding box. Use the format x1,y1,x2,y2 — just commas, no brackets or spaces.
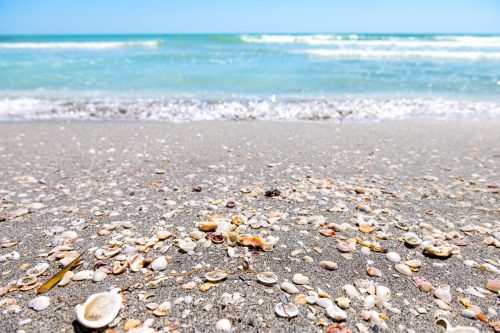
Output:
319,261,338,271
292,273,310,285
280,282,299,294
386,252,401,263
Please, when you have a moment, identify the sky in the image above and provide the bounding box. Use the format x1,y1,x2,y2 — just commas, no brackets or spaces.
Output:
0,0,499,35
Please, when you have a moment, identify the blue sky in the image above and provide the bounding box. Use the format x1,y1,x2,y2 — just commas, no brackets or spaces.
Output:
0,0,499,34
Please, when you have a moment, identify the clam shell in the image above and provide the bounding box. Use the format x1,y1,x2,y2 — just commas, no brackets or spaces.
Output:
75,289,122,329
256,272,278,285
28,296,50,311
205,271,228,282
27,263,50,277
128,254,145,272
275,302,299,318
17,275,37,287
151,256,167,271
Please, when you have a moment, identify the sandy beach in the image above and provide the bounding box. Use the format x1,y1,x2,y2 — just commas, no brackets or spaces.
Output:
0,120,499,333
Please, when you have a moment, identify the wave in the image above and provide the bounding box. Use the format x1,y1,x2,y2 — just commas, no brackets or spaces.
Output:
241,34,500,48
0,97,499,122
0,40,164,49
297,49,500,60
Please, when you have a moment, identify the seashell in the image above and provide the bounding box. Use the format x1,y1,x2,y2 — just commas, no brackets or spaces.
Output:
423,245,453,258
319,229,336,237
335,297,350,309
178,239,196,252
405,259,422,268
124,319,141,331
386,252,401,263
188,230,205,240
376,286,391,302
215,318,233,332
395,263,412,276
306,291,319,304
275,302,299,318
479,263,500,274
237,234,269,251
216,221,233,234
292,273,310,285
485,279,500,293
153,301,171,316
128,254,145,272
58,271,74,286
256,272,278,285
28,296,50,311
27,263,50,277
73,270,95,281
336,241,352,253
205,271,228,282
17,275,37,287
367,267,382,277
226,232,238,247
364,295,376,309
319,261,338,271
75,288,122,329
93,270,107,282
112,261,128,274
403,233,422,247
344,284,360,298
209,234,224,244
198,222,218,232
316,298,347,321
151,256,167,271
157,230,172,240
280,282,299,294
434,285,452,303
436,317,480,333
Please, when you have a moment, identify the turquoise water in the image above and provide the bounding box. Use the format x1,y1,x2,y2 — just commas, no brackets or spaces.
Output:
0,34,499,120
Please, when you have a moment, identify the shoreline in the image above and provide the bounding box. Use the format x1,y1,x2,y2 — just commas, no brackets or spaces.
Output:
0,120,499,332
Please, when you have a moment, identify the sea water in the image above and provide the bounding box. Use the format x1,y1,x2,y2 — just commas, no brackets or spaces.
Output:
0,34,499,121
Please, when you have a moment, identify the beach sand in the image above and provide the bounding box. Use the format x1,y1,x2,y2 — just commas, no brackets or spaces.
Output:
0,120,499,332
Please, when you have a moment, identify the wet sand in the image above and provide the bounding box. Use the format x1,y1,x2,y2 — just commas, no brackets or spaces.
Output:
0,120,499,333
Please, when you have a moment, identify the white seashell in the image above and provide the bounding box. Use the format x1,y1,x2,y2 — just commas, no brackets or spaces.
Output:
205,271,228,282
376,285,391,301
227,247,236,258
306,291,319,304
434,285,452,303
17,275,37,287
59,271,74,286
256,272,278,285
464,287,484,298
344,284,360,298
27,263,50,277
436,318,479,333
178,239,196,252
319,261,338,271
280,282,299,294
275,303,299,318
93,270,107,282
157,230,172,240
28,296,50,311
395,263,413,276
364,295,376,309
215,318,233,332
316,298,347,321
216,221,233,234
128,254,145,272
75,288,122,329
72,270,94,281
151,256,167,271
386,252,401,263
292,273,310,285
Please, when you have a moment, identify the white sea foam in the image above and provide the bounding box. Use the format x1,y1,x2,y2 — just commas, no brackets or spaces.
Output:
297,49,500,60
241,34,500,48
0,40,163,49
0,97,498,122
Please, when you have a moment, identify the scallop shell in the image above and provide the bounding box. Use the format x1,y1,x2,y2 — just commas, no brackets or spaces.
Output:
256,272,278,285
28,296,50,311
205,271,228,282
75,288,122,329
27,263,50,277
275,302,299,318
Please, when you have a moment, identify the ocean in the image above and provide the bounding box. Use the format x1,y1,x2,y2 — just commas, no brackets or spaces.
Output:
0,33,499,121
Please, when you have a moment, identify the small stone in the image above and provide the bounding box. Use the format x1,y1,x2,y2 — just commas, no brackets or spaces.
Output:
292,273,310,285
280,282,300,294
386,252,401,263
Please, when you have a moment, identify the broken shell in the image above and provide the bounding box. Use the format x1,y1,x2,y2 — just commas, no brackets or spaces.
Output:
152,301,171,317
75,288,122,329
256,272,278,285
237,234,269,251
151,256,167,271
27,263,50,277
434,285,452,303
436,317,480,333
157,230,172,240
226,232,238,247
423,245,453,258
93,270,107,282
403,233,422,247
112,261,128,274
178,239,196,252
59,271,74,286
17,275,37,287
292,273,310,285
198,222,218,232
73,270,94,281
28,296,50,311
280,282,299,294
205,271,228,282
319,261,338,271
367,267,383,277
275,302,299,318
128,254,145,272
